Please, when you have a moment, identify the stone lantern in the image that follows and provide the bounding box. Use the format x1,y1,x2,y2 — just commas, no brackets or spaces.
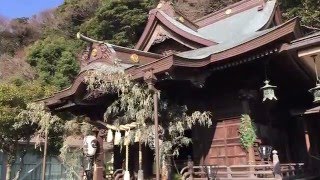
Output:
309,83,320,103
258,145,273,161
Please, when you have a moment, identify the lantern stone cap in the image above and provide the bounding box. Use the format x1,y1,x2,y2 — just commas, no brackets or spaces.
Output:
260,80,277,90
308,83,320,93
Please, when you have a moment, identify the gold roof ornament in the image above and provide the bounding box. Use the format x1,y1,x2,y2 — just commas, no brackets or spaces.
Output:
130,54,139,63
225,9,232,15
178,16,185,22
157,2,163,9
91,49,98,57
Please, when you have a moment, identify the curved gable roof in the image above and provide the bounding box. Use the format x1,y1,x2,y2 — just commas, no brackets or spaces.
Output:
195,0,265,27
135,9,217,51
177,18,299,60
197,0,277,43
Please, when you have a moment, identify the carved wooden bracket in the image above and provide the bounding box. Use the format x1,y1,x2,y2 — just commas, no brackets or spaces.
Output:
80,43,117,67
152,32,170,45
143,69,158,92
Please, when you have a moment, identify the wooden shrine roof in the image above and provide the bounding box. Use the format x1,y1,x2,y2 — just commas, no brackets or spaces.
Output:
194,0,270,27
128,18,300,79
42,18,303,110
42,0,319,111
135,0,279,51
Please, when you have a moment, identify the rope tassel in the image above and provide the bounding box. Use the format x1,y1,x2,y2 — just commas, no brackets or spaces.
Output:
124,130,130,146
114,130,121,145
134,129,141,142
107,129,113,143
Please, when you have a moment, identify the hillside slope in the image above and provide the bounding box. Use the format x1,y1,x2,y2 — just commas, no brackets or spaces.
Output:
0,0,319,84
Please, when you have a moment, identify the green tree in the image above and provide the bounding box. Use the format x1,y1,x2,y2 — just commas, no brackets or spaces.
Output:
54,0,101,37
281,0,320,29
0,80,56,180
27,35,81,89
239,114,256,150
80,0,156,47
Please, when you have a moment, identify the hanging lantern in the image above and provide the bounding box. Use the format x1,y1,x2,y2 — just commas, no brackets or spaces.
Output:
309,83,320,103
114,130,121,145
260,80,277,102
309,55,320,104
106,129,113,143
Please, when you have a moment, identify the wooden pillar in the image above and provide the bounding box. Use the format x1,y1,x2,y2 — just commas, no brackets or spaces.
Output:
93,129,106,180
137,142,144,180
284,133,292,163
41,128,48,180
144,69,160,180
239,89,256,166
303,120,311,153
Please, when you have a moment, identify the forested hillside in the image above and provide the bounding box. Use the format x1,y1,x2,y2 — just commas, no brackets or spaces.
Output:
0,1,319,178
0,0,319,87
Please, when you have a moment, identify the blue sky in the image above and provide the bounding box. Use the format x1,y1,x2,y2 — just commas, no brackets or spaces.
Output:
0,0,64,19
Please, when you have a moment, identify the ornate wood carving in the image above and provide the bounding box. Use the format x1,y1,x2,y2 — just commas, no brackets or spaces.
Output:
80,45,91,67
83,89,105,101
152,32,170,45
80,43,117,67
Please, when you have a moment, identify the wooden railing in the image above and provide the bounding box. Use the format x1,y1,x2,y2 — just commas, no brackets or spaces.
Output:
280,163,304,177
180,150,305,180
180,164,276,180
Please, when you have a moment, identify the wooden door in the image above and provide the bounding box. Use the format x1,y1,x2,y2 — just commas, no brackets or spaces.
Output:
204,117,248,166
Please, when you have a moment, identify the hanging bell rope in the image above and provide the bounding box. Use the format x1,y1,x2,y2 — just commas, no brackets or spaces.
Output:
114,130,121,145
124,130,130,180
134,129,141,143
107,129,113,143
124,130,130,146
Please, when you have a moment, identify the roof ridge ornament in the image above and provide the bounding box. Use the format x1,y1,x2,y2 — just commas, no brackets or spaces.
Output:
156,0,175,17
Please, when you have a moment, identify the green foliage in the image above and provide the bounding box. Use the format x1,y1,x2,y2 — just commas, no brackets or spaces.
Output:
59,143,83,179
27,35,81,89
55,0,101,37
85,69,212,160
281,0,320,28
64,117,94,136
173,173,183,180
239,114,256,150
0,80,56,156
80,0,157,47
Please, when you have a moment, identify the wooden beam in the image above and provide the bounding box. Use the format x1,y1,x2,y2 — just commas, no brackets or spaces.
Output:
93,129,106,180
